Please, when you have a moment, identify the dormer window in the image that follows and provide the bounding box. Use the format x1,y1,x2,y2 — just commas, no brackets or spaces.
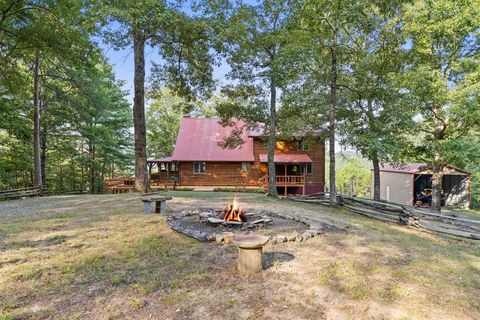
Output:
298,140,309,151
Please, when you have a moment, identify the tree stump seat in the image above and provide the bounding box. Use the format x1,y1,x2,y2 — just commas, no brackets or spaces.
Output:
140,195,172,214
231,234,270,275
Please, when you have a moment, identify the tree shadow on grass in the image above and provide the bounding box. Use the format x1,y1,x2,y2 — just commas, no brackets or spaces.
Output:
263,252,295,270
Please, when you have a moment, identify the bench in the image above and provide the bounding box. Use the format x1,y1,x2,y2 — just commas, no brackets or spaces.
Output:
140,195,172,214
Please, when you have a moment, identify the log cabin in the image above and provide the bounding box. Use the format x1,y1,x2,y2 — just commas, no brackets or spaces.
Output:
146,118,325,195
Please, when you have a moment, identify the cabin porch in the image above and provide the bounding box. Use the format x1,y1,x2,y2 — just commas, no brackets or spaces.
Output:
258,163,310,196
105,159,312,195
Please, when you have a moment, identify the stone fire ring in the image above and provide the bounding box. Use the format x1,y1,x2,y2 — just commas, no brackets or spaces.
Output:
165,208,338,244
231,234,270,275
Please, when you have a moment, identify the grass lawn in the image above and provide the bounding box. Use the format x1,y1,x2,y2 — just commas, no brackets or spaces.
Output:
0,192,479,319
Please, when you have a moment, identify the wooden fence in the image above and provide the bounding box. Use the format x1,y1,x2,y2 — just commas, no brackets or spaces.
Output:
290,193,480,240
0,186,85,201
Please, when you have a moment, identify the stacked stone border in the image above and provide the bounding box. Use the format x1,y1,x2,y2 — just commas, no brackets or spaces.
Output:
165,208,331,244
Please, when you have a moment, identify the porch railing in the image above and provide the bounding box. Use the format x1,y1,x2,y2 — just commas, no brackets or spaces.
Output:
275,175,305,185
258,175,305,187
104,177,135,193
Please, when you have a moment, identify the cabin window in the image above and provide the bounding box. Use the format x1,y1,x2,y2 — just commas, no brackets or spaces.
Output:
194,162,205,174
241,162,252,172
302,163,313,175
170,163,178,172
297,140,309,151
160,163,168,171
263,141,268,148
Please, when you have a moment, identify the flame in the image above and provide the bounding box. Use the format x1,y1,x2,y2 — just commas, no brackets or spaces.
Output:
223,197,245,222
232,196,238,211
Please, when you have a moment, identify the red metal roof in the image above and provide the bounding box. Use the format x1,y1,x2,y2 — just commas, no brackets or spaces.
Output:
171,118,254,162
259,154,312,163
380,163,429,174
379,163,470,175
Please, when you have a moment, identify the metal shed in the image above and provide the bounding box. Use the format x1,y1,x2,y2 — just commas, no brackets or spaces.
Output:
372,163,471,209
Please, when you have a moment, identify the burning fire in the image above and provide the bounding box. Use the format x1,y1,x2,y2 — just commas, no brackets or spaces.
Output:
223,197,246,222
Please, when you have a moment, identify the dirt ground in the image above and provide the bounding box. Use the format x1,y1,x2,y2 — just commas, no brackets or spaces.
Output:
0,192,479,320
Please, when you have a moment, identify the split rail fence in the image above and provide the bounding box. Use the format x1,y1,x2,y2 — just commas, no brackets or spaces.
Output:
290,193,480,240
0,186,85,201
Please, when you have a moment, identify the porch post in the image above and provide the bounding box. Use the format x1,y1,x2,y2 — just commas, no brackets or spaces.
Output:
284,164,287,197
303,164,306,195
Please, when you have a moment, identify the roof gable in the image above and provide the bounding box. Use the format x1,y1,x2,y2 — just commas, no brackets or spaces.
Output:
172,118,254,162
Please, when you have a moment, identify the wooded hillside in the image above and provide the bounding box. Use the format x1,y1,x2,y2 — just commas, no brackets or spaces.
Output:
1,0,479,211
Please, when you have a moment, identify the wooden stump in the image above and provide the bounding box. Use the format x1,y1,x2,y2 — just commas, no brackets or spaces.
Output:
231,234,270,275
237,247,263,274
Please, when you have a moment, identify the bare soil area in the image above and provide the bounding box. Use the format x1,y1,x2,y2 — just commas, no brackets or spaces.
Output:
0,192,479,319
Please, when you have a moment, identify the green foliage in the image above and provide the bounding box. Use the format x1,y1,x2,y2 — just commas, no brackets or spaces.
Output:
336,1,413,165
146,91,186,158
336,154,371,197
214,0,294,126
146,89,217,158
0,0,133,192
455,133,480,210
400,0,480,166
99,0,216,102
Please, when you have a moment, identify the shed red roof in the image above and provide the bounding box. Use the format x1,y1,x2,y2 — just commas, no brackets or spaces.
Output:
379,163,470,175
380,163,429,174
259,154,312,163
171,118,254,162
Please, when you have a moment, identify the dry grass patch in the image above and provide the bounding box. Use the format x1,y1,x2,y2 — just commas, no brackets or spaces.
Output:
0,193,479,319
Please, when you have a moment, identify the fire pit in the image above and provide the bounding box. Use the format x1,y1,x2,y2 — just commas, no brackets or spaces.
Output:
165,196,325,244
222,200,246,222
206,201,272,228
231,234,270,275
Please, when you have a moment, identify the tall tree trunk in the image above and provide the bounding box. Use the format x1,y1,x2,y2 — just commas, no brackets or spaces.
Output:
40,100,46,188
100,161,106,193
133,27,148,193
372,155,381,201
71,158,76,190
431,104,445,213
365,98,381,201
59,166,64,190
267,75,278,197
328,31,337,206
88,142,95,194
80,139,85,191
33,53,42,189
431,154,443,212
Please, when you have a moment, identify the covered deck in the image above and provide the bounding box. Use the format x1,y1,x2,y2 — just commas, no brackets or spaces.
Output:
258,154,312,196
147,157,179,188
